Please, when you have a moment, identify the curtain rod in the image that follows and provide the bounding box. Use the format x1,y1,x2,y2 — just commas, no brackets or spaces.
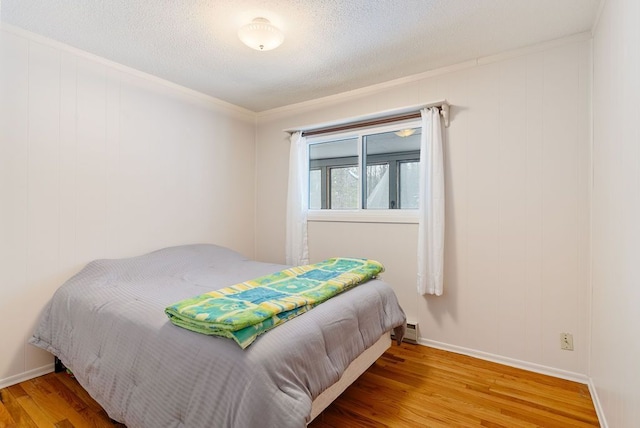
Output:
301,112,420,137
283,100,450,137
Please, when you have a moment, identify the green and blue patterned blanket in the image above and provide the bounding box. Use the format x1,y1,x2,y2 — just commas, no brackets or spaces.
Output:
165,258,384,348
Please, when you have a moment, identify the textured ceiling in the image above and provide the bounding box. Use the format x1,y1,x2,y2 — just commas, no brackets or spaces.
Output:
1,0,601,112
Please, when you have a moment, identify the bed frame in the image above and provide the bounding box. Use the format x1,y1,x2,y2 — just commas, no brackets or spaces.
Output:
308,332,391,423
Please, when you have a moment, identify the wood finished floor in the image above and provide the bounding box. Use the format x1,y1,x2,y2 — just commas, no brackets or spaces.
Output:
0,343,599,427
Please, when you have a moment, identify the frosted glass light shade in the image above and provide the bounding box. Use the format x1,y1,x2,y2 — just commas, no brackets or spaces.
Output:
238,17,284,51
395,128,417,138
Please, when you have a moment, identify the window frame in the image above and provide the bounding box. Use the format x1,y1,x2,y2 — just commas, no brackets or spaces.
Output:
306,120,421,224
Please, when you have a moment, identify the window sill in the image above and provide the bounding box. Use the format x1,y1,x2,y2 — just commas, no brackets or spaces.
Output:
307,210,419,224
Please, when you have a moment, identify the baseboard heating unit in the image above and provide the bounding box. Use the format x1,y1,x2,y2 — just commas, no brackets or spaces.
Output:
392,322,418,344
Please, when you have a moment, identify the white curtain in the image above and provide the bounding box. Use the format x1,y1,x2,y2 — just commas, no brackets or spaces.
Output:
417,107,445,296
285,132,310,266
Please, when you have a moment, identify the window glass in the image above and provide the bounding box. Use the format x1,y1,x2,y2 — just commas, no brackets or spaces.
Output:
307,125,420,210
309,169,322,210
366,164,389,209
309,138,358,209
364,128,420,209
330,166,358,209
309,138,358,162
400,161,420,209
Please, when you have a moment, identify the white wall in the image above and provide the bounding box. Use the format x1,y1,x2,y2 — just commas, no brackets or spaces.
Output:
591,0,640,426
256,36,591,377
0,27,257,387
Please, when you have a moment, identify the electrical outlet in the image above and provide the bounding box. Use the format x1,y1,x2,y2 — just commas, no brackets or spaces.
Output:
560,333,574,351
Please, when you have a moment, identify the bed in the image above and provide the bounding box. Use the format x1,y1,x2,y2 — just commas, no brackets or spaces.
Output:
30,244,406,427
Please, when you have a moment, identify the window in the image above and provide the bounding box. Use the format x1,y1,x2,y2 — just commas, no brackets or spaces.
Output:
308,122,421,210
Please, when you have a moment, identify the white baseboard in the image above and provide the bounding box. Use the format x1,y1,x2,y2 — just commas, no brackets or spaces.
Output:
0,364,54,390
418,338,589,384
419,338,605,427
587,377,608,428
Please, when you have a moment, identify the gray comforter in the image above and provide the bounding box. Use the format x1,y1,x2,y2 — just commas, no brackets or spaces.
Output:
30,244,406,427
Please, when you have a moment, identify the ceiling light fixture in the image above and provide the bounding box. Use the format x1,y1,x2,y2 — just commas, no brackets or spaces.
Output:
395,128,417,138
238,17,284,51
